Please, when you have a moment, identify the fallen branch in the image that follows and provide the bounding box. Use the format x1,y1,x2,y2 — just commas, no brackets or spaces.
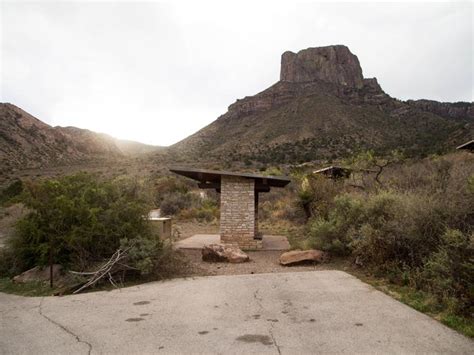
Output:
70,246,134,294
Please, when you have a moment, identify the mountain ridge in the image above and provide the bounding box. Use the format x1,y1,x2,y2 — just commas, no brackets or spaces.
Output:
0,103,162,173
1,45,472,174
170,45,472,164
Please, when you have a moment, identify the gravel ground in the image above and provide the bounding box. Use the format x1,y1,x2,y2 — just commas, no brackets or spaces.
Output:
173,221,331,277
181,249,338,277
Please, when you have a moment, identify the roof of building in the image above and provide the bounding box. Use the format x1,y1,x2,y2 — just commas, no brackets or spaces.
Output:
313,165,351,174
169,167,291,192
456,140,474,151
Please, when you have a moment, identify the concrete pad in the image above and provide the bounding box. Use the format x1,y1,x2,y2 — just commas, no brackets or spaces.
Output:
174,234,220,249
0,271,472,354
174,234,290,250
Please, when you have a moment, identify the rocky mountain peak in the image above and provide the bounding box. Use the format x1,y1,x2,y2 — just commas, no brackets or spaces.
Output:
280,45,364,88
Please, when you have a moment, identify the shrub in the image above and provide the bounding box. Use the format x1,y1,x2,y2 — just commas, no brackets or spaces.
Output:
303,152,473,316
5,173,160,274
159,192,194,216
152,176,191,207
0,179,24,205
296,174,342,220
307,194,363,255
178,197,220,222
353,192,447,271
308,191,449,269
420,229,474,315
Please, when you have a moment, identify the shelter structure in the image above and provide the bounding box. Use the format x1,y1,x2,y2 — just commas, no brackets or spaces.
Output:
313,166,352,179
170,167,291,249
456,140,474,152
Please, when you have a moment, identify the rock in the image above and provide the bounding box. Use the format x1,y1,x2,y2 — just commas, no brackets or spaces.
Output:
202,244,249,263
13,264,63,283
406,99,474,120
280,45,364,88
279,250,327,266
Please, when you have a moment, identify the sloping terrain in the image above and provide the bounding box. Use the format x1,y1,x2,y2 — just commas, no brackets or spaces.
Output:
170,45,473,164
0,103,161,173
1,45,472,174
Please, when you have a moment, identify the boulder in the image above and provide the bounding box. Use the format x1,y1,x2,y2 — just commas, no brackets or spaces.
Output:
279,250,327,266
13,264,63,283
202,244,249,263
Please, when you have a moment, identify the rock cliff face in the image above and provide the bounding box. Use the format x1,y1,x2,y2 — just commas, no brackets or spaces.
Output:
406,99,474,120
225,46,387,119
172,45,473,162
280,45,364,88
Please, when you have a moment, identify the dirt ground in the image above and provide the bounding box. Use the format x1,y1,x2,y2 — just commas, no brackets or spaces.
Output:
180,249,342,277
172,220,326,277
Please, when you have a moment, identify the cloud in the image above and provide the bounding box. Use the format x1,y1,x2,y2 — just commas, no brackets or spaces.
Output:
1,1,472,145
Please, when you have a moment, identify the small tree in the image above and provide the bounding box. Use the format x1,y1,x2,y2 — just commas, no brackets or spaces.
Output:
347,150,404,187
10,173,157,278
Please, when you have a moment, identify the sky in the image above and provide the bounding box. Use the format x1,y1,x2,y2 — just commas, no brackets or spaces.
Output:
1,0,473,146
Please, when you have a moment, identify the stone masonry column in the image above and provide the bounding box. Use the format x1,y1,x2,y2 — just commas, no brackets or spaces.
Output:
220,176,262,250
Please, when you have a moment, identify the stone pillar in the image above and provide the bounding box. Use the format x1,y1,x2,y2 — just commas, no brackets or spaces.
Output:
220,176,262,250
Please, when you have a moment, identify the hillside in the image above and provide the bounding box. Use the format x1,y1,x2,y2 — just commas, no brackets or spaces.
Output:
0,103,161,173
1,45,472,174
170,45,473,164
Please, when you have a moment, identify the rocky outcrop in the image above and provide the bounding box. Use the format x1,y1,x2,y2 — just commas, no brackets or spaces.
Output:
406,99,474,120
171,44,474,162
202,244,250,263
280,45,364,88
225,46,379,120
279,249,328,266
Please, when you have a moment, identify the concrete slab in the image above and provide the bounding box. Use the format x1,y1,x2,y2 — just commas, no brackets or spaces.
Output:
174,234,290,250
174,234,220,249
0,271,472,354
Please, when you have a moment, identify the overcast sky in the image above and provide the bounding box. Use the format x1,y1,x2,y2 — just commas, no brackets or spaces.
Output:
1,0,473,146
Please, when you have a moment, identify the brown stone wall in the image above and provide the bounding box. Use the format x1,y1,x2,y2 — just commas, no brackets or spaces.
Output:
220,176,262,250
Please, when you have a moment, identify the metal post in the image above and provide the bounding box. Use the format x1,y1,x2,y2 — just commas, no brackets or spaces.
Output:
49,245,53,288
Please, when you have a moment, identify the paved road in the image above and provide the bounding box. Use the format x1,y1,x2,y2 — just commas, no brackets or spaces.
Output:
0,271,472,354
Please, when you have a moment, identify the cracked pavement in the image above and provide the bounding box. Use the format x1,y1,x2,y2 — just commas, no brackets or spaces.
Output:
0,270,473,354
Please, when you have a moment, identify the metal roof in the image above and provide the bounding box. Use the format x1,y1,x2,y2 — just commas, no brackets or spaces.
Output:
313,165,351,174
456,140,474,151
313,166,352,179
169,167,291,191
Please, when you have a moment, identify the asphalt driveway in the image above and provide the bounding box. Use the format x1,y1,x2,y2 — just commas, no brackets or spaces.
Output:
0,270,472,354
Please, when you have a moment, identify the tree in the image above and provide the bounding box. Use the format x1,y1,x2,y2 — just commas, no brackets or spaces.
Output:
10,173,157,278
347,150,404,187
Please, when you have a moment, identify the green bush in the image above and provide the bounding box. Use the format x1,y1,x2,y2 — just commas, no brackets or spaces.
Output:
420,229,473,315
308,191,448,267
159,192,195,216
308,194,363,255
5,173,160,275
